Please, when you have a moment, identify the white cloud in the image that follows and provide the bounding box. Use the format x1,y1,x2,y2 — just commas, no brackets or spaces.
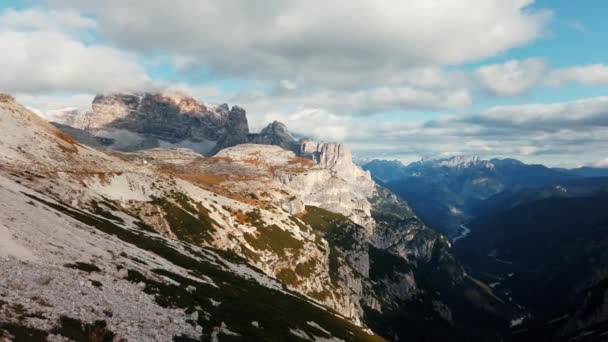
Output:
256,108,353,141
466,96,608,129
474,58,547,96
234,85,471,118
45,0,551,92
475,59,608,96
0,7,96,33
15,93,94,115
348,96,608,167
0,8,152,94
592,158,608,167
546,64,608,86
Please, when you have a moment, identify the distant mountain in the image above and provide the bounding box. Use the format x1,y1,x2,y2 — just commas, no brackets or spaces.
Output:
359,159,408,183
50,92,300,156
554,166,608,178
363,156,577,236
475,177,608,217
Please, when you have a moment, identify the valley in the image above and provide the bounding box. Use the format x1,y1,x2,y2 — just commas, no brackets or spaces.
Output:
364,157,608,341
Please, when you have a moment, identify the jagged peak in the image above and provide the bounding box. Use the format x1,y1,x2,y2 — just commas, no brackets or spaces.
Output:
260,121,291,136
413,155,491,169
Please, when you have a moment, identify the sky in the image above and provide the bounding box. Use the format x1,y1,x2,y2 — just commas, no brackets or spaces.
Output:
1,0,607,167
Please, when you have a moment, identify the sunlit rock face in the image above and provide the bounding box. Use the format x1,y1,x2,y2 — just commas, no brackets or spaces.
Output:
50,92,242,155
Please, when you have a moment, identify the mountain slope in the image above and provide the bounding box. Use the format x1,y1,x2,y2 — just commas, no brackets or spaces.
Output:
454,191,608,341
1,94,514,341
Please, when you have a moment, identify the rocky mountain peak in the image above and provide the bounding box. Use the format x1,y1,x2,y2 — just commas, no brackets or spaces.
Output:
262,120,289,133
226,105,249,133
156,91,208,114
300,141,353,169
436,155,483,168
247,120,298,152
208,106,250,154
300,141,373,185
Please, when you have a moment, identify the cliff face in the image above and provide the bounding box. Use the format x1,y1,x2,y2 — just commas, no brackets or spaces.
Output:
209,106,250,154
50,92,245,155
51,92,300,156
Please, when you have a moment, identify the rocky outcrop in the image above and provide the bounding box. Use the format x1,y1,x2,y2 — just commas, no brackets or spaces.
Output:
51,93,308,157
300,141,374,186
209,106,250,154
248,121,299,152
50,92,243,155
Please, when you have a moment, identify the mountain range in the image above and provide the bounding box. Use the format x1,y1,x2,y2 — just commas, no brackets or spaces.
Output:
455,183,608,341
362,156,608,237
364,156,608,341
0,92,520,341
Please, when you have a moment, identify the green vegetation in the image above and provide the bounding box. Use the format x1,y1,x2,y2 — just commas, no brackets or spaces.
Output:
243,209,304,257
368,245,412,281
53,316,115,342
295,259,317,277
328,247,343,285
308,289,332,301
90,200,124,223
243,223,303,257
300,206,359,250
276,268,299,286
297,206,363,285
300,206,351,233
24,192,384,341
151,191,218,245
289,216,310,233
0,321,49,342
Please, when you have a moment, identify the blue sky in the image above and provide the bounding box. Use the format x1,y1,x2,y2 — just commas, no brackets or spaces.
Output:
0,0,607,167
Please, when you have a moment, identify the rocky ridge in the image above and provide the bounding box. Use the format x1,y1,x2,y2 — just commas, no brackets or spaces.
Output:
50,92,301,156
2,94,514,341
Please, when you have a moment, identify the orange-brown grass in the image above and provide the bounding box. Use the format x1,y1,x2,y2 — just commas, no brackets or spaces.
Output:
293,209,310,219
177,172,230,186
52,129,80,154
172,172,266,206
288,157,317,167
204,156,234,164
234,210,250,224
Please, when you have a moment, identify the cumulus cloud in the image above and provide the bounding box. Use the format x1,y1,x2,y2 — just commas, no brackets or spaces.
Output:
592,158,608,167
455,96,608,130
15,93,95,116
0,7,96,33
234,85,471,118
476,59,608,96
254,108,354,141
474,58,547,96
347,96,608,166
546,64,608,86
43,0,550,110
45,0,550,70
0,9,152,94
